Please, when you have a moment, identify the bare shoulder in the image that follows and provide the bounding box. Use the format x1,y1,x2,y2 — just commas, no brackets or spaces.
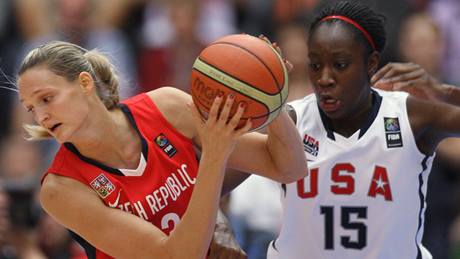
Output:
406,95,439,130
146,87,196,139
406,95,456,154
40,174,97,213
146,86,192,108
40,174,104,230
41,174,78,205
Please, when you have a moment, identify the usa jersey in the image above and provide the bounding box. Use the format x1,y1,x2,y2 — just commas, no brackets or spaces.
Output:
44,93,199,259
268,90,434,259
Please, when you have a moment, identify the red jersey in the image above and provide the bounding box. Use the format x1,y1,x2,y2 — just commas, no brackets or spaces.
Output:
44,93,199,259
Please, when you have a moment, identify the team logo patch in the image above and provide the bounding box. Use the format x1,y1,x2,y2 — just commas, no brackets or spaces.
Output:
90,174,115,198
384,117,403,148
155,133,177,157
303,134,319,156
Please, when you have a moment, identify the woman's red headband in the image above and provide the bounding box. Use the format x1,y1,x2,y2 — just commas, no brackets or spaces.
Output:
320,15,376,50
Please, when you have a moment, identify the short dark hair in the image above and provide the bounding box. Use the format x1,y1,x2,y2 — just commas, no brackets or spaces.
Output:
309,1,386,53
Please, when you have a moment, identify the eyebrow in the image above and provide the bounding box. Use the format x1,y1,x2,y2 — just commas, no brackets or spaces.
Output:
20,88,49,103
332,52,353,57
308,50,353,58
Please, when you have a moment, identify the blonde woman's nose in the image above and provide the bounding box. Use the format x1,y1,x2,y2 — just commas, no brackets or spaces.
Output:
36,110,50,125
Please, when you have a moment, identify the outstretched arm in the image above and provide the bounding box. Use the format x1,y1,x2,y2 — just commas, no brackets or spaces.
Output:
407,95,460,155
372,62,460,165
372,62,460,106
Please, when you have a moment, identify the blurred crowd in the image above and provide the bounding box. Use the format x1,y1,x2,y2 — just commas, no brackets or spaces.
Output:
0,0,459,258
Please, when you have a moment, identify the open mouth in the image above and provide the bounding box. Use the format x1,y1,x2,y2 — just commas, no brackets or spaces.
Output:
321,96,337,104
49,123,62,132
319,96,341,113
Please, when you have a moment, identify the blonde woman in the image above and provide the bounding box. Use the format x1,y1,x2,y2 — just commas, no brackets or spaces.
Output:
17,41,307,259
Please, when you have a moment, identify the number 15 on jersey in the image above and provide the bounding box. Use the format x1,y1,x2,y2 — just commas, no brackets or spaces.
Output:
320,206,368,250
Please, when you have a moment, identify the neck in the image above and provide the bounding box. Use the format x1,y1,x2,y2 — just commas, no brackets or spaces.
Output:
69,106,141,169
331,90,373,137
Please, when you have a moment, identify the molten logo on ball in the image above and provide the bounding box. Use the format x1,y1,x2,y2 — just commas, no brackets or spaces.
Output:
192,77,224,108
190,34,289,131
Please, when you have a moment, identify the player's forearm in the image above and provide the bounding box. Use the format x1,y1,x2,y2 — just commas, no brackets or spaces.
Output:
165,152,226,259
266,111,308,183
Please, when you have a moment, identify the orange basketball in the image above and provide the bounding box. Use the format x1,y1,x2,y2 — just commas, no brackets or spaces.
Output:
190,34,289,131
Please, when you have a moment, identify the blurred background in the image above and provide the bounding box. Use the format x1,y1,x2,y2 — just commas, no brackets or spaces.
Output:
0,0,459,258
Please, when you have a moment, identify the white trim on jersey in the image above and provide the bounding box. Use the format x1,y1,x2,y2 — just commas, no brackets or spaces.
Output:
119,153,147,177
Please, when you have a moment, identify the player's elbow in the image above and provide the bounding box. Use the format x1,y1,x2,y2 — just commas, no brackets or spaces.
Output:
281,169,308,184
270,142,309,183
276,163,308,184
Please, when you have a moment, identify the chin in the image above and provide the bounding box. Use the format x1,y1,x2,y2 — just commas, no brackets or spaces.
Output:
322,109,347,120
53,130,72,144
320,107,336,117
53,135,68,144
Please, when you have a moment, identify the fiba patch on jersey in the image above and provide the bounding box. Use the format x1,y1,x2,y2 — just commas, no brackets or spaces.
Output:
155,134,177,157
384,117,403,148
303,134,319,156
90,174,115,198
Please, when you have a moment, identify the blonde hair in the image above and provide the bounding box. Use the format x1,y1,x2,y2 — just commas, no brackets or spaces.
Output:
18,41,120,140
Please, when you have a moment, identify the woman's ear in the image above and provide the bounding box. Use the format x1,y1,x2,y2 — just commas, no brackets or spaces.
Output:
78,72,94,95
368,51,380,79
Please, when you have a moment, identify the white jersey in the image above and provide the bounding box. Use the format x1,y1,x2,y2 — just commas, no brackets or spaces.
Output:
268,90,434,259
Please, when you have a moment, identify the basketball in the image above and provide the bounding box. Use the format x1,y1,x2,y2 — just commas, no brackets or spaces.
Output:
190,34,289,131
